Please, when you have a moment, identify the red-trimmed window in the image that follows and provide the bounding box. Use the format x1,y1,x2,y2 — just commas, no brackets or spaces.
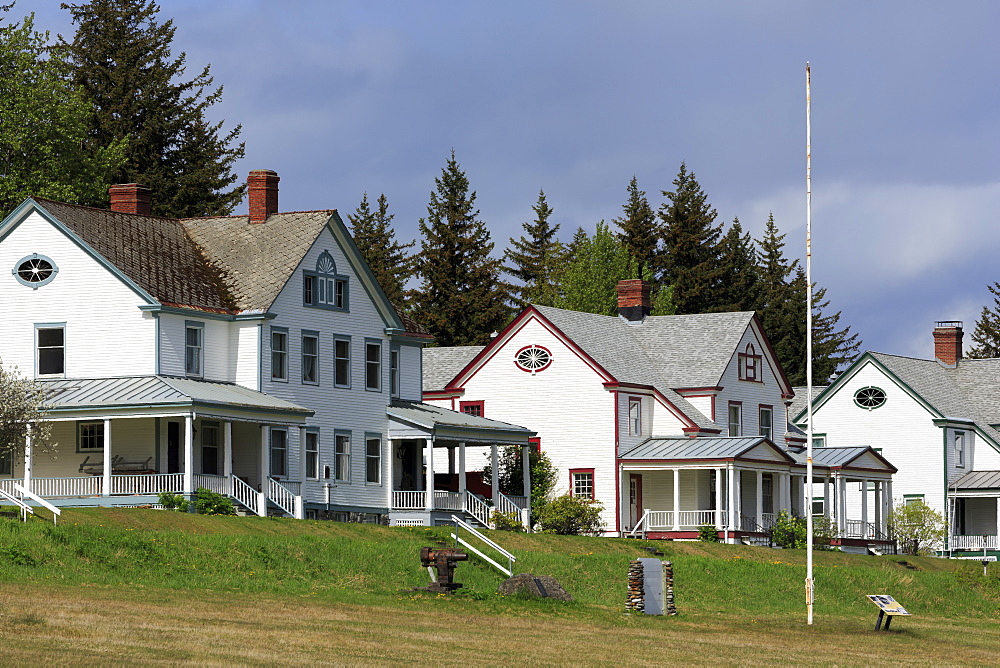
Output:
738,343,762,382
728,402,742,437
628,397,642,436
460,401,484,417
570,468,595,499
529,437,541,453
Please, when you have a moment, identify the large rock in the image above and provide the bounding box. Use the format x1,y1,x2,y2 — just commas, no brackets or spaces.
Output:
497,573,573,601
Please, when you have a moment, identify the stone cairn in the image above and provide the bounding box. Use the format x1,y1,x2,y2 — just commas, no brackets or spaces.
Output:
625,559,677,615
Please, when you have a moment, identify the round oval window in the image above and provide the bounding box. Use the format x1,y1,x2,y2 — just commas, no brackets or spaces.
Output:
14,254,58,288
853,386,886,410
515,345,551,372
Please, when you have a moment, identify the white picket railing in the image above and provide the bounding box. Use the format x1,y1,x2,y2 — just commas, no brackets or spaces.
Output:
433,491,464,511
192,474,231,496
392,490,427,510
635,509,730,531
464,491,492,527
761,512,777,530
267,478,297,517
951,535,999,550
30,476,101,498
496,493,523,515
232,475,264,516
110,473,184,496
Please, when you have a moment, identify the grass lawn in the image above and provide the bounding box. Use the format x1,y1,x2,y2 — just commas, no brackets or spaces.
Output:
0,508,997,665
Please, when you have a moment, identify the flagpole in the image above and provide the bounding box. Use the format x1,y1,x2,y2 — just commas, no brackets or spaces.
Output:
805,62,815,626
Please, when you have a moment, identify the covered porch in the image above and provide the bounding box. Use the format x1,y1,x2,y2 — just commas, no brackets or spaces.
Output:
949,470,1000,556
5,376,312,517
386,400,535,527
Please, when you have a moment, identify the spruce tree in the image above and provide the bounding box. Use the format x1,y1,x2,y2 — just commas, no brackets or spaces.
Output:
967,282,1000,358
659,163,726,314
59,0,244,217
756,213,798,346
614,176,661,279
505,190,564,309
556,222,645,316
348,193,415,310
412,151,510,346
715,217,761,313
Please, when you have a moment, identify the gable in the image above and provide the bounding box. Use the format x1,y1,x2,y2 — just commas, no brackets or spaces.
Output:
717,318,792,396
739,442,791,462
843,450,894,471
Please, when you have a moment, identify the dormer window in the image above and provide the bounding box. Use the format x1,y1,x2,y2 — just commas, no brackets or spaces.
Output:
303,250,349,311
738,343,762,382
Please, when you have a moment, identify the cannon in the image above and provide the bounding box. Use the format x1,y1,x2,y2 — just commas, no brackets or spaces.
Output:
417,546,468,593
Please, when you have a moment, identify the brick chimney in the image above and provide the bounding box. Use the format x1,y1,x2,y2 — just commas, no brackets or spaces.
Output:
933,321,963,367
617,279,652,322
248,170,279,224
108,184,152,216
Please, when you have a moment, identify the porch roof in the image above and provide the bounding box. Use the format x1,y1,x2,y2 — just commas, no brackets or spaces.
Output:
387,399,535,445
619,436,796,464
952,470,1000,490
38,376,314,421
804,446,897,473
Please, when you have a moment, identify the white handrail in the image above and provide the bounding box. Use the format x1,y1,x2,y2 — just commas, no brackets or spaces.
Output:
268,477,297,517
0,487,33,522
463,491,492,527
13,482,60,525
626,508,651,538
450,514,516,577
232,475,264,516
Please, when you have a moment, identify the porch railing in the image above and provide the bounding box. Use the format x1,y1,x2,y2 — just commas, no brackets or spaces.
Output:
496,493,527,515
110,473,184,496
392,490,426,510
464,491,492,527
232,475,264,516
267,478,299,518
951,535,999,550
640,510,728,531
26,477,101,498
433,491,465,511
192,473,230,496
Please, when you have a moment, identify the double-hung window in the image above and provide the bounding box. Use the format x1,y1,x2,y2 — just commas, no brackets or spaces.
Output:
77,421,104,452
270,429,287,478
335,432,350,481
366,435,381,484
955,431,966,467
305,431,320,480
36,325,65,376
571,469,595,499
758,406,773,441
365,341,381,391
271,328,288,381
201,422,220,475
185,322,204,377
390,348,400,397
334,337,351,387
302,331,319,384
628,398,642,436
728,403,742,437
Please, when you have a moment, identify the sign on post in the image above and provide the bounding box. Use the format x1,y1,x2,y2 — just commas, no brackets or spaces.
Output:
866,594,911,631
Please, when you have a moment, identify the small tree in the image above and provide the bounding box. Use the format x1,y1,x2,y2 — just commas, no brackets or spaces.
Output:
968,281,1000,359
0,360,54,465
482,445,557,519
889,500,948,555
535,495,605,536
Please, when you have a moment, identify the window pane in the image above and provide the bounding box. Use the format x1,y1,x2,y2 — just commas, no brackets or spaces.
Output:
366,344,380,390
304,276,315,304
335,434,350,481
335,339,350,386
366,438,380,483
335,280,346,308
38,328,64,347
271,332,287,379
38,348,64,375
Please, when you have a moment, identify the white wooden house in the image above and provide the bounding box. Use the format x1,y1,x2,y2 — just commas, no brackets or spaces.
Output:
0,172,532,525
423,280,896,548
793,322,1000,556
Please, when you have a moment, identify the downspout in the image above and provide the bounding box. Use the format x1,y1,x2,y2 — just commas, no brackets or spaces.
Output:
612,389,621,535
943,426,949,553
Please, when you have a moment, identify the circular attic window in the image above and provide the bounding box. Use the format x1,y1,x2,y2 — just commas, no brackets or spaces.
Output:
853,386,887,410
13,254,58,288
514,345,552,373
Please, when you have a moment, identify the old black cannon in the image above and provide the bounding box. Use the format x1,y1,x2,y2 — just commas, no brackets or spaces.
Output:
417,546,469,593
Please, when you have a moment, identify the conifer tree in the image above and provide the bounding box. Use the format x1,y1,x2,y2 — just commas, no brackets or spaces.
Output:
659,163,726,314
0,13,125,213
614,176,661,279
505,190,564,308
715,217,761,313
59,0,244,217
556,222,645,316
348,193,414,310
756,213,797,346
412,151,510,346
967,282,1000,358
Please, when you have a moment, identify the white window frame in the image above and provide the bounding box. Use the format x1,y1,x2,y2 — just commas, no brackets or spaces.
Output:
728,403,742,437
305,431,320,480
390,347,400,398
77,421,104,452
572,471,594,499
758,406,773,441
270,428,288,478
271,328,288,381
365,435,381,485
302,331,319,385
36,323,66,377
365,340,382,391
334,336,351,388
955,431,966,468
628,398,642,436
185,321,204,377
335,432,350,482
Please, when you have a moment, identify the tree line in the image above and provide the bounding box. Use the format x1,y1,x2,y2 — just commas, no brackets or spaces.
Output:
352,153,860,386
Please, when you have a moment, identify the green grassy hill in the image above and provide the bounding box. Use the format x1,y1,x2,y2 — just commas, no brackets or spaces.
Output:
0,508,997,665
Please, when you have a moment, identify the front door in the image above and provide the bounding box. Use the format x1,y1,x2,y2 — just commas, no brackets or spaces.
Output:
629,474,643,529
167,422,180,474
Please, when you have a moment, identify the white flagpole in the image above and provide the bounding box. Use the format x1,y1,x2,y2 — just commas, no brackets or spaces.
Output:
805,62,815,626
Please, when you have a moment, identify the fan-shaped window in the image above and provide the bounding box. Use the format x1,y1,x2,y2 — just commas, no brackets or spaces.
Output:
853,386,887,410
303,250,349,311
514,345,552,373
13,254,58,288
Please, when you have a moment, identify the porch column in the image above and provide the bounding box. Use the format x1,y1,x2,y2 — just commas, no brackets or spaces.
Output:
521,445,531,497
873,481,882,536
883,480,893,533
672,468,680,531
727,464,736,532
837,474,848,536
714,467,723,529
260,424,270,482
755,469,763,528
861,479,869,538
458,442,467,497
447,445,456,476
183,416,194,494
103,418,112,496
734,468,743,530
823,476,832,523
490,443,499,504
23,424,33,494
223,422,233,480
425,438,435,512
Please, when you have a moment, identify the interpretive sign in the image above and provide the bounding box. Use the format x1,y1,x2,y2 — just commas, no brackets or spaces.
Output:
866,594,911,631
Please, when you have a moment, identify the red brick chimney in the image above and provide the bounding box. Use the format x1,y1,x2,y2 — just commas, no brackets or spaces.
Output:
248,170,279,224
108,184,152,216
617,279,652,322
933,321,963,367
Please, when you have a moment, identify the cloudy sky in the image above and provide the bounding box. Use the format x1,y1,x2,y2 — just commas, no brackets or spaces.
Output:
21,1,1000,360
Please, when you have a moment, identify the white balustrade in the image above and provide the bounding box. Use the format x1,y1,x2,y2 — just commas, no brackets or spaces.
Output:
232,475,263,516
496,493,527,516
267,478,297,516
464,491,492,527
109,473,183,496
392,490,427,510
951,535,999,550
433,491,463,511
32,476,101,498
192,474,231,496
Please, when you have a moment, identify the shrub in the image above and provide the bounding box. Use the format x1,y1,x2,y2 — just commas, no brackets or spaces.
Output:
491,511,524,532
698,523,720,542
157,491,188,511
890,500,947,555
535,495,605,536
769,511,837,549
192,487,236,516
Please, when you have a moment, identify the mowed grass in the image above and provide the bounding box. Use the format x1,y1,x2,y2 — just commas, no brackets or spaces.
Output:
0,508,997,665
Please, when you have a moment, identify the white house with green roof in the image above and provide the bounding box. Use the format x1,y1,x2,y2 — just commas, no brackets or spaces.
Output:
793,322,1000,556
0,172,532,525
423,280,896,548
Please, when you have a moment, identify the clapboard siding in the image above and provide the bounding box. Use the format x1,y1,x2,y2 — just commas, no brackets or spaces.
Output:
716,325,788,442
455,316,619,531
397,342,423,401
0,211,155,378
651,398,691,437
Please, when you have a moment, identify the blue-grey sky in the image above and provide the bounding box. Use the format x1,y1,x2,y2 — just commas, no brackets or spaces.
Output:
21,1,1000,361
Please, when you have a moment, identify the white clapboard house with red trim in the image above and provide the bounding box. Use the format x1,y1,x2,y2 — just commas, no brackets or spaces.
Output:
424,280,896,549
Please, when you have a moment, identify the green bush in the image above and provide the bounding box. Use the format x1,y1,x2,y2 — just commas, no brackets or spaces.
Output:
890,500,948,555
698,523,720,542
535,495,605,536
157,491,188,511
192,487,236,516
491,511,524,532
769,511,837,549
